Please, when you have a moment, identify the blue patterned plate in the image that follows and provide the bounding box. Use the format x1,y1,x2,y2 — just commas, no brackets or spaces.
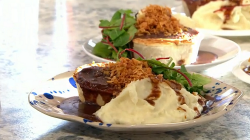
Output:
28,70,243,132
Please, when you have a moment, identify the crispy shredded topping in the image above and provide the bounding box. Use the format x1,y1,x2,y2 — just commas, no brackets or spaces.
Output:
103,57,153,92
136,5,185,36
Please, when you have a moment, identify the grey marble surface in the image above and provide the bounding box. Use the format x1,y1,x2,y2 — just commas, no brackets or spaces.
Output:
1,0,250,140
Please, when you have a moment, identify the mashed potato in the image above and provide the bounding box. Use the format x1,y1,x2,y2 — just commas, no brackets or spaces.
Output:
95,78,203,124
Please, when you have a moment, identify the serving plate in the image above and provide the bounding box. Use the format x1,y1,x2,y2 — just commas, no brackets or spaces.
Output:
29,70,243,132
172,6,250,36
195,29,250,37
232,58,250,84
83,34,240,72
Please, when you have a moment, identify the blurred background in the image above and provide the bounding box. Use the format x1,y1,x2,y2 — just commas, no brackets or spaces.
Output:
0,0,181,97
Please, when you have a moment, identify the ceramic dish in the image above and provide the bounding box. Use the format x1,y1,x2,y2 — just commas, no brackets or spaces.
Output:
29,70,243,132
195,29,250,37
83,34,240,72
171,6,250,36
232,58,250,84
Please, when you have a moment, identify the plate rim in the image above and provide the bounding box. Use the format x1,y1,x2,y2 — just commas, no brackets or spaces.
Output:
83,40,114,63
196,28,250,37
28,70,244,130
232,59,250,84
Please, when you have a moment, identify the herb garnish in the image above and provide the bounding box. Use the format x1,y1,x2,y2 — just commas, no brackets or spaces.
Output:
93,9,210,96
93,9,137,60
146,58,211,96
119,49,211,96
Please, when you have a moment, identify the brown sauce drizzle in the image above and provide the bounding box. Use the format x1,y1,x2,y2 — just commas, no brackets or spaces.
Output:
165,80,182,91
164,79,214,119
139,51,217,66
145,75,164,106
176,92,185,105
164,80,186,105
76,67,118,105
214,5,236,24
178,60,185,66
195,95,215,119
131,38,218,66
198,98,205,106
58,93,214,122
194,107,200,116
243,66,250,75
145,81,161,106
204,94,215,101
58,96,102,122
192,51,218,65
177,107,186,112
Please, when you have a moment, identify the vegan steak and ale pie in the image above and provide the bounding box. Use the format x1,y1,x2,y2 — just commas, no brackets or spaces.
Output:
61,57,215,125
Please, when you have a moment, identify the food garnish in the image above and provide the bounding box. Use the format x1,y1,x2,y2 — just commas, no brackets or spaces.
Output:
136,5,185,36
93,9,137,60
118,49,211,96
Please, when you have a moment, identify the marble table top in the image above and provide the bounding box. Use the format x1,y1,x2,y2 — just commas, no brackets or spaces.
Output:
1,0,250,139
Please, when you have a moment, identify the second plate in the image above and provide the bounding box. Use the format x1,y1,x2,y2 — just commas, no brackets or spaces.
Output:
83,35,240,72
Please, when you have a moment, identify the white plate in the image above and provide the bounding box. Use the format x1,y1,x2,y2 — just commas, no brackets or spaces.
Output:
83,35,240,72
232,58,250,84
29,70,243,132
196,28,250,37
172,6,250,36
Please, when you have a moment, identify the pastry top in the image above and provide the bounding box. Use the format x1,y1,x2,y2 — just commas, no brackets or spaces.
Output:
133,27,199,46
